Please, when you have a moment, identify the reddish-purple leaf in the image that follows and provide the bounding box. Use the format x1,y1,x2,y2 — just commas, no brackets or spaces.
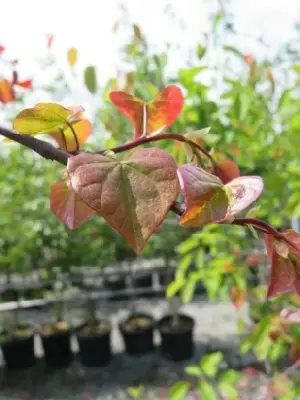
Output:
265,232,300,298
178,165,263,227
67,148,179,253
177,164,229,227
50,181,96,230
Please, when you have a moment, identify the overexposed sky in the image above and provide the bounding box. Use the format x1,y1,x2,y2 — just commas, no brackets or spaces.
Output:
0,0,299,116
1,0,299,74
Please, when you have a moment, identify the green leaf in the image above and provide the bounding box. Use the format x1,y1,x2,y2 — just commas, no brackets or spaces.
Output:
247,224,259,240
168,381,190,400
13,103,71,135
223,45,244,59
12,103,92,152
220,370,241,385
178,253,193,274
212,11,224,32
219,381,238,399
128,385,144,399
185,365,202,376
84,65,97,93
67,148,179,254
268,339,287,363
245,206,261,218
196,43,206,59
181,278,197,304
200,352,223,377
198,380,217,400
167,278,185,298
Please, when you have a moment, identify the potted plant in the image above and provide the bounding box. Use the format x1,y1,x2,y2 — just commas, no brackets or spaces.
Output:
158,297,195,361
119,312,155,356
0,305,36,369
76,297,112,367
40,281,72,368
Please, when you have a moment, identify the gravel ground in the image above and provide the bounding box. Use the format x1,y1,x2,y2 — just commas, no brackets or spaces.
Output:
0,297,271,399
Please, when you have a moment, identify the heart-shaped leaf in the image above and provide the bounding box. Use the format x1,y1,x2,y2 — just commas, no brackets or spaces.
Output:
109,85,184,140
178,165,229,227
11,103,92,151
50,181,96,229
67,148,179,253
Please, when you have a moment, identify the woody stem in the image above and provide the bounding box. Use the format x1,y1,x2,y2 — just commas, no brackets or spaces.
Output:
98,133,217,165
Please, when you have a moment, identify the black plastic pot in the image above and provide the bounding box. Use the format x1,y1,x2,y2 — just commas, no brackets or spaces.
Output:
41,326,72,368
1,327,36,369
158,314,195,361
119,313,155,356
76,321,112,367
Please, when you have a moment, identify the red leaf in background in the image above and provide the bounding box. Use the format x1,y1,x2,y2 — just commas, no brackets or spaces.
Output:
50,181,96,230
265,230,300,298
46,34,54,49
109,85,184,140
268,330,281,341
15,79,33,89
225,176,264,219
231,287,246,310
0,80,15,104
243,54,254,64
0,45,5,55
213,159,240,184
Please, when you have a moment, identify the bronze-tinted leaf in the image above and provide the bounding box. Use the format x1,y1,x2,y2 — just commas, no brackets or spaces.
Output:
67,148,179,253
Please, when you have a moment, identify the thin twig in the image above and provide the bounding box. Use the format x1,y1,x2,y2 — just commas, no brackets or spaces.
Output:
98,133,217,165
233,218,300,253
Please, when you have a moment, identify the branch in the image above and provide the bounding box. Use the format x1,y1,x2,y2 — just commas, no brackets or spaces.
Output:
98,133,217,165
0,125,70,166
233,218,300,253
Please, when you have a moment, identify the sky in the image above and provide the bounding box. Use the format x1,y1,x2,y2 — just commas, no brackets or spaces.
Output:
0,0,300,119
1,0,299,77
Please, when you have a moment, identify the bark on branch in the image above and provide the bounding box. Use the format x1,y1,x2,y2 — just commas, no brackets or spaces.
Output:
0,126,70,166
